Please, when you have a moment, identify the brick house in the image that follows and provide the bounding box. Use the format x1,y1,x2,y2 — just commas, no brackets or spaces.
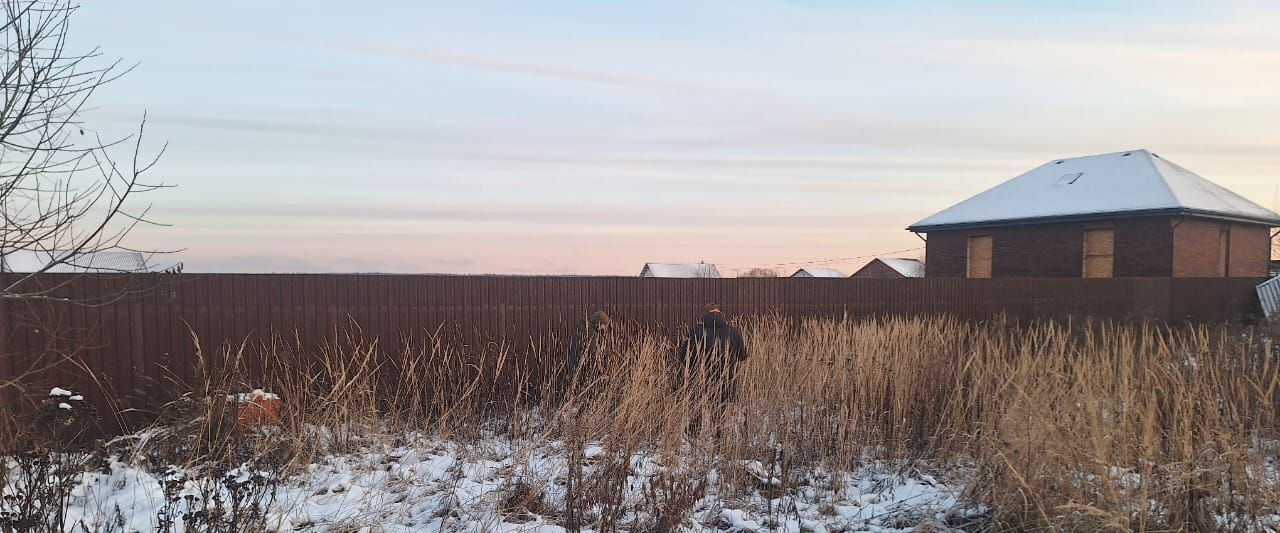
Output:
907,150,1280,278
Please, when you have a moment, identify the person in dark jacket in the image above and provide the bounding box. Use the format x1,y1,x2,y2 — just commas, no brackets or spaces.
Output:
561,310,611,395
678,303,749,404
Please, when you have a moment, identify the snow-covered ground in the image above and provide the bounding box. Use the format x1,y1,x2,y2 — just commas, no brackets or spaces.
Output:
10,433,975,532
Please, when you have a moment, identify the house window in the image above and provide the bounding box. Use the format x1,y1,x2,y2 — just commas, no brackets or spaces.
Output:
1218,226,1230,276
967,235,992,278
1083,228,1114,278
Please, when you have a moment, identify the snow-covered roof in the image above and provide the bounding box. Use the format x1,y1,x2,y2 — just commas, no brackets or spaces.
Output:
640,262,721,278
790,267,846,278
877,258,925,278
909,149,1280,231
0,249,150,273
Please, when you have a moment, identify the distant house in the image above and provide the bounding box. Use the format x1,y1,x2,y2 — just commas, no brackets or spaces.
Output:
0,249,151,273
851,258,925,278
908,150,1280,278
790,267,845,278
640,262,721,278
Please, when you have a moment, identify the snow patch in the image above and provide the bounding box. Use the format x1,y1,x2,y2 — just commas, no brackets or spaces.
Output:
4,434,967,532
227,389,281,402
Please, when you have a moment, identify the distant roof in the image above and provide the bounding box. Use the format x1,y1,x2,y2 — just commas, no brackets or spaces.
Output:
640,262,721,278
908,149,1280,231
790,267,846,278
877,258,925,278
0,249,150,273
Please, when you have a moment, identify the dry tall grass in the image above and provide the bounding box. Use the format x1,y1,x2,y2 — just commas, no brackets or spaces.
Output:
5,315,1280,531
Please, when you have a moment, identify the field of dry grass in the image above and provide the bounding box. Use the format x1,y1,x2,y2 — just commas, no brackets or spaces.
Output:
3,315,1280,531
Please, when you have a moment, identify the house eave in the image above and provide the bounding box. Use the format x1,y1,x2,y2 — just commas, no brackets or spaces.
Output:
907,208,1280,233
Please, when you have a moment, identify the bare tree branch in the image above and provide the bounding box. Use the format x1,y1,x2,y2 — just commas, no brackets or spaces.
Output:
0,0,174,397
0,0,169,299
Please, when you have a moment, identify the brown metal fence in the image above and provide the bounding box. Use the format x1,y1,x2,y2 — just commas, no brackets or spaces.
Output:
0,273,1264,433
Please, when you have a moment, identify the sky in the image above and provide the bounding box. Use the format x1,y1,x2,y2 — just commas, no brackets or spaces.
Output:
71,1,1280,275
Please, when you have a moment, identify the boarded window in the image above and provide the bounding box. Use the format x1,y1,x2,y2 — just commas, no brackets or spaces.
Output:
1083,228,1114,278
1218,226,1230,276
967,235,992,278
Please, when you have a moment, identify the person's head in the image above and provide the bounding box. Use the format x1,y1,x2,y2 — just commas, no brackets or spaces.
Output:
589,310,611,332
703,302,722,315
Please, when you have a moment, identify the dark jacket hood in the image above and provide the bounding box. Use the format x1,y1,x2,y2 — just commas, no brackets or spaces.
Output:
701,311,729,329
